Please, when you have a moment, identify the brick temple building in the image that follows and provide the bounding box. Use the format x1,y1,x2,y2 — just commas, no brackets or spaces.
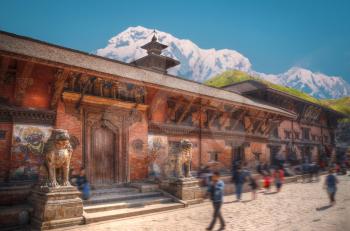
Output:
223,80,346,167
0,30,347,228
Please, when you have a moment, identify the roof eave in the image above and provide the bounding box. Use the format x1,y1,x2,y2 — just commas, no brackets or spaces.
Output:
0,30,295,119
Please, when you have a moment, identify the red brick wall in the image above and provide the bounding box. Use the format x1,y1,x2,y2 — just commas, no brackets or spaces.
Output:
0,123,13,182
129,112,148,181
55,101,83,173
147,89,168,123
22,65,53,109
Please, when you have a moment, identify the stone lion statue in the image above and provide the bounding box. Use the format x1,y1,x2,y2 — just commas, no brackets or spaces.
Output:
43,129,73,187
175,139,193,178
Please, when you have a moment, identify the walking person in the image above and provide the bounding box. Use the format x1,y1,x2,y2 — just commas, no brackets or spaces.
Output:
206,171,225,231
234,167,245,201
273,167,284,193
263,162,271,175
231,160,240,183
76,168,91,200
249,175,258,200
324,168,339,206
263,172,271,193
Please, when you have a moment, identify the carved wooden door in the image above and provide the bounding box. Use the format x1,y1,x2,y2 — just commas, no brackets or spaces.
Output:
232,146,245,163
91,126,117,185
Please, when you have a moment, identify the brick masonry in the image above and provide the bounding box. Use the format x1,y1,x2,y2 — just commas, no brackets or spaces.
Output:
0,60,337,186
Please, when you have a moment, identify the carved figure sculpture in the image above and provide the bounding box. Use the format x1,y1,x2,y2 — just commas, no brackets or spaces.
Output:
175,139,193,178
181,139,193,177
43,129,73,187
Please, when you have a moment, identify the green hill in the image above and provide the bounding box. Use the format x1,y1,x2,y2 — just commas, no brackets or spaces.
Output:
321,97,350,116
205,70,349,117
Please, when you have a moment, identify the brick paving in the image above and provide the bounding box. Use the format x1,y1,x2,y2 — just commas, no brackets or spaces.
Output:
57,175,350,231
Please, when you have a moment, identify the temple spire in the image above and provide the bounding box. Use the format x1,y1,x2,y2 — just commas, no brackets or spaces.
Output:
151,29,157,42
130,29,180,73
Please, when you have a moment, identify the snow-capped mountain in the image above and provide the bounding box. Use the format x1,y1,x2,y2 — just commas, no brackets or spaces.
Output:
96,26,350,99
274,67,350,99
96,26,251,82
253,67,350,98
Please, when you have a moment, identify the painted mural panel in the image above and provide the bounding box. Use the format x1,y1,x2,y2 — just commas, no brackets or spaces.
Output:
10,124,52,181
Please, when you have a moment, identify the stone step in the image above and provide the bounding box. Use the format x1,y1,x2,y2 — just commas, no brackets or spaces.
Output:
84,202,184,224
89,184,128,190
130,182,159,193
91,187,139,196
84,196,173,213
83,191,163,205
0,204,32,228
0,184,32,206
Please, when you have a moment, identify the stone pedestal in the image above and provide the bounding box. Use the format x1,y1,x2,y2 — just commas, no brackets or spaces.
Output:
161,177,203,203
28,186,84,230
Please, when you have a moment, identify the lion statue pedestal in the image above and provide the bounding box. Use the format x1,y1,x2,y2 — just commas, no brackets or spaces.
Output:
29,129,84,230
160,139,203,203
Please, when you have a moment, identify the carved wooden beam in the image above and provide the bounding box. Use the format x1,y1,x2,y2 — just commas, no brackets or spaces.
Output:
244,116,256,133
262,114,279,135
208,111,219,128
231,110,246,130
263,122,273,136
177,98,194,124
75,75,97,110
256,119,266,134
166,97,183,123
14,62,35,106
50,69,71,109
220,106,236,129
297,103,307,121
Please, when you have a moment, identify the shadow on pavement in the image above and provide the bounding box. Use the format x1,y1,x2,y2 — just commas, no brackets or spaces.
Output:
264,192,278,195
316,205,332,211
241,199,252,203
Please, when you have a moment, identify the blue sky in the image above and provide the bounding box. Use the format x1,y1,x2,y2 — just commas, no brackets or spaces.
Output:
1,0,349,82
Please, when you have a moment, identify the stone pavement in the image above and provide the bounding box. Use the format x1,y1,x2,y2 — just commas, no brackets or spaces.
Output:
55,175,350,231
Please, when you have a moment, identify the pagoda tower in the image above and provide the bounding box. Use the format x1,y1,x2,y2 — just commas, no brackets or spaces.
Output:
131,31,180,73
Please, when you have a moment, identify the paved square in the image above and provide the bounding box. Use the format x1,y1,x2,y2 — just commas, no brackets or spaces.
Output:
56,175,350,231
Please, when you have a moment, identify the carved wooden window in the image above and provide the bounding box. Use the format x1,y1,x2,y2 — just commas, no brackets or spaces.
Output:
232,146,245,162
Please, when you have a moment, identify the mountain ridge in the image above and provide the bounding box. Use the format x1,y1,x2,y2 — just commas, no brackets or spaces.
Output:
205,70,350,117
96,26,350,99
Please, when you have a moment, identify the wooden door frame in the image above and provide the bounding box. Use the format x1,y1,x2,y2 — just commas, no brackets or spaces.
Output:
83,107,131,187
90,120,119,185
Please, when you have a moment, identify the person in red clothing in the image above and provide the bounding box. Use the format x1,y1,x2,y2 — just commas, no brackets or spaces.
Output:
263,173,271,193
274,167,285,193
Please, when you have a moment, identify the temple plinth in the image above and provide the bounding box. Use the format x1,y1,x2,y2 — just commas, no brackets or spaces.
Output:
29,186,84,230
